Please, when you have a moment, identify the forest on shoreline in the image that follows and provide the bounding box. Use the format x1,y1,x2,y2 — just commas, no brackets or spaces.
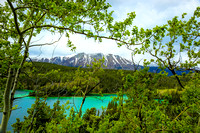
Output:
18,61,191,97
12,60,200,132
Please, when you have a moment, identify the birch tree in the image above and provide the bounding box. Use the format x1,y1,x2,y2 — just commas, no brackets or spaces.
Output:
0,0,143,132
133,7,200,89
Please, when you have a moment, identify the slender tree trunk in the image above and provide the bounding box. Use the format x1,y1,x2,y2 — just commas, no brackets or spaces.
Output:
170,69,184,89
78,81,101,117
79,94,86,117
0,68,12,133
0,26,33,133
10,46,29,109
10,28,33,112
174,75,184,89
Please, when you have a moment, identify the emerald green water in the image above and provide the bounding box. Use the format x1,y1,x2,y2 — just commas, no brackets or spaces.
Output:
0,90,116,132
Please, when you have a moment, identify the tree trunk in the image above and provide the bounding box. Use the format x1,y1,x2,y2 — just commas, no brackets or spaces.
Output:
10,28,33,113
170,69,184,89
0,68,12,133
78,81,101,117
79,94,86,117
0,27,33,133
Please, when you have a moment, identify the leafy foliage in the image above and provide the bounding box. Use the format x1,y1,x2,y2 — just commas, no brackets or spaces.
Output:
1,0,200,132
13,69,200,132
132,7,200,89
0,0,140,130
12,98,69,132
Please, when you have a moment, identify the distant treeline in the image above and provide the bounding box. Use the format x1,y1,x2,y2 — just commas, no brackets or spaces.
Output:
18,62,191,96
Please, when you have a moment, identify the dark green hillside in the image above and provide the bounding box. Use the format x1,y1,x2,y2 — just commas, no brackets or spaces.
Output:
32,62,78,73
20,62,134,94
18,61,190,96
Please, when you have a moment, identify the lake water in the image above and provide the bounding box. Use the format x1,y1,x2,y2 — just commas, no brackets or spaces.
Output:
0,90,117,132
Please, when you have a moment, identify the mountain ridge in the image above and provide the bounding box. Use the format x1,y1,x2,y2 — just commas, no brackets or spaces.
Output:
30,53,196,76
31,53,137,70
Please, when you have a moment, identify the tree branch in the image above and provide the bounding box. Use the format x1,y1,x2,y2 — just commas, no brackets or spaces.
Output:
22,25,143,46
149,50,166,65
7,0,21,35
173,106,190,121
29,33,62,47
14,6,33,11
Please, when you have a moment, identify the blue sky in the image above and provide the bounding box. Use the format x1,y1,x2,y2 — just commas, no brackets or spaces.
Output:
1,0,200,64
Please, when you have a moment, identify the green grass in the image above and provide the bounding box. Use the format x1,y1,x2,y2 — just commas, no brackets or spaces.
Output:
157,88,183,95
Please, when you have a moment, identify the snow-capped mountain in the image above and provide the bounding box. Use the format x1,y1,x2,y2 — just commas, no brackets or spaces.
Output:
31,53,136,70
30,53,197,75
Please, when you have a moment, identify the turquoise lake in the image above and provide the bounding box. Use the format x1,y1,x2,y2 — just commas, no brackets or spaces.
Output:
0,90,118,132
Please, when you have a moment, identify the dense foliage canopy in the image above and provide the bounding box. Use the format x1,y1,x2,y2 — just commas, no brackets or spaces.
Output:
0,0,137,132
0,0,199,132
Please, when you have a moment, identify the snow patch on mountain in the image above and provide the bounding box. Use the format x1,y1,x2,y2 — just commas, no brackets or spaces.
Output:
31,53,135,70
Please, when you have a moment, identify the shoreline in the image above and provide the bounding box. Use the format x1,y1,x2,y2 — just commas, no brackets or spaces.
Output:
16,89,119,98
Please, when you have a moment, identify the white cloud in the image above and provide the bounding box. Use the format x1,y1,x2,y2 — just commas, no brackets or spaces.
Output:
0,0,6,5
29,32,133,60
108,0,200,28
4,0,199,64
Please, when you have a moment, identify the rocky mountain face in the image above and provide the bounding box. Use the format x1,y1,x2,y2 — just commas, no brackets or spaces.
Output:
31,53,197,76
31,53,137,70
